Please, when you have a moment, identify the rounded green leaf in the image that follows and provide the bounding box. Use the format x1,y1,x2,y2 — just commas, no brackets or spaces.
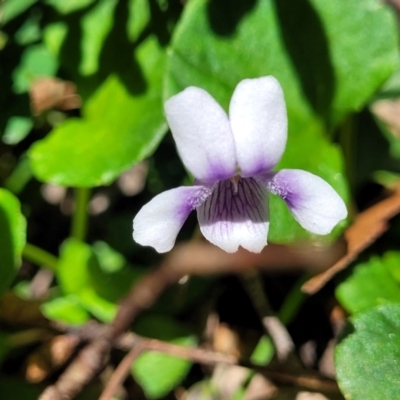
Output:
28,37,167,187
0,189,26,296
57,238,92,295
336,253,400,314
165,0,397,125
336,303,400,400
41,294,90,325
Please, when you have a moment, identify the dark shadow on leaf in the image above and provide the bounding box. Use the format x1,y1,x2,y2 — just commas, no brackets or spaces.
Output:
98,0,146,96
206,0,256,37
56,0,146,98
273,0,335,126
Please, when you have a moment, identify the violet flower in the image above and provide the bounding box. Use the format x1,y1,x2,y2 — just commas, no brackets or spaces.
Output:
133,76,347,253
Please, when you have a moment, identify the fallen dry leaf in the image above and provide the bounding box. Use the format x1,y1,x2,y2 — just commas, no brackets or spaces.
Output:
371,98,400,138
302,186,400,294
29,77,81,115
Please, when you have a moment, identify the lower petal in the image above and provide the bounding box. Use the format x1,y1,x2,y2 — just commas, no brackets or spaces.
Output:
197,178,269,253
263,169,347,235
133,185,212,253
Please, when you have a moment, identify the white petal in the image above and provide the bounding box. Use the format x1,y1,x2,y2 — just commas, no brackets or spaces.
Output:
229,76,287,177
165,87,236,182
197,178,269,253
264,169,347,235
133,185,212,253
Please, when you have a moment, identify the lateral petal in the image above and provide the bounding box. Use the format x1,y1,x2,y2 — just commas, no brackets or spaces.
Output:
133,185,212,253
197,178,269,253
264,169,347,235
165,87,236,183
229,76,287,177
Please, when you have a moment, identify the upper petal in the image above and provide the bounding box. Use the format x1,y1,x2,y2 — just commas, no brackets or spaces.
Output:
229,76,287,177
264,169,347,235
197,177,269,253
133,185,212,253
165,87,236,182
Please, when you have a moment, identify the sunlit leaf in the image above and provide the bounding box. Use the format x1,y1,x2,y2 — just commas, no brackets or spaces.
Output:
336,253,400,314
29,37,167,187
250,335,274,366
41,294,90,325
1,0,37,25
57,239,92,295
165,0,397,125
80,0,117,76
0,189,26,296
12,44,58,93
44,0,95,14
2,117,33,145
77,287,117,323
336,303,400,400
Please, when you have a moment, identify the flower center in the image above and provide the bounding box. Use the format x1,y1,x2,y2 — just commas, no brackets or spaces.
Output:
230,175,240,194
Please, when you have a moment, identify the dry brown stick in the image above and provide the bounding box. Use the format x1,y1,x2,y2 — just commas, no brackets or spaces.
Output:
302,185,400,294
252,369,339,393
118,333,238,365
39,337,111,400
99,342,145,400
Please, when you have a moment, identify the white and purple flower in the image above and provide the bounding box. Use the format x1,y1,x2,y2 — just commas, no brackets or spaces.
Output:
133,76,347,253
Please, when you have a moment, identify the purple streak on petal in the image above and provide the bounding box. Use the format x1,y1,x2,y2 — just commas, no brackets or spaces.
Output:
197,177,269,253
259,171,301,210
183,185,214,212
260,169,347,235
133,185,213,253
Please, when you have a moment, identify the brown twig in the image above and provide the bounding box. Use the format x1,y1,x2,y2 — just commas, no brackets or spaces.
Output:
99,342,145,400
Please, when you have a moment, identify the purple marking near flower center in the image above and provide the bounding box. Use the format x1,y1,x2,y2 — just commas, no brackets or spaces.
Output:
206,160,236,182
197,177,266,226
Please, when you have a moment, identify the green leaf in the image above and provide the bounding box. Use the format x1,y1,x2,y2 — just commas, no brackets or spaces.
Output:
335,303,400,400
29,37,167,187
0,189,26,296
2,117,33,145
12,44,58,93
336,253,400,314
80,0,118,76
250,335,274,366
57,239,92,295
165,0,397,125
0,0,38,25
132,315,197,399
92,241,126,273
44,0,96,14
41,294,90,325
90,242,143,302
77,287,117,323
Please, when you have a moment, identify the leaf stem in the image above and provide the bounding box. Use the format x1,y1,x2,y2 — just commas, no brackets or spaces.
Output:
71,187,91,241
23,243,58,271
278,273,310,325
